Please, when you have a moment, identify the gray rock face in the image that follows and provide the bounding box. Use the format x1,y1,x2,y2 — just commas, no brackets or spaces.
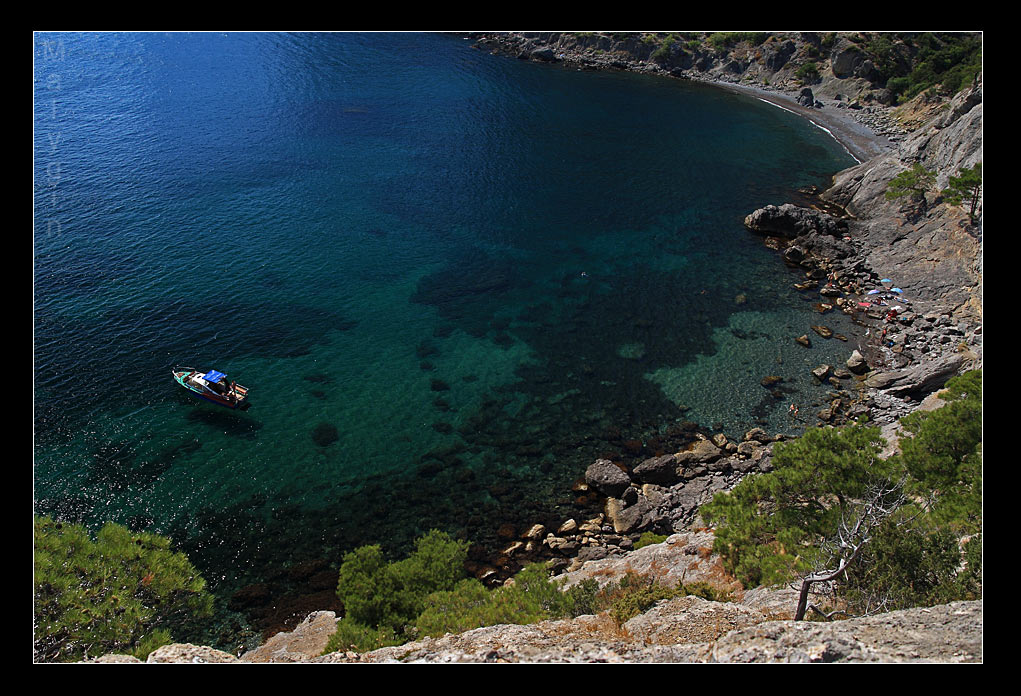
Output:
821,79,982,321
864,352,974,398
744,203,849,239
240,611,339,663
314,599,981,663
830,38,866,79
633,454,681,485
585,458,631,498
847,349,869,374
99,598,982,664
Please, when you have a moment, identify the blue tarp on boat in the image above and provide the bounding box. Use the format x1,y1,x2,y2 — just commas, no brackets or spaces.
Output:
204,370,227,383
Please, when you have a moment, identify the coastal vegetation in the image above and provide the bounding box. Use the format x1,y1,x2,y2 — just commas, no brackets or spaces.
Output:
323,528,734,654
942,163,983,220
705,32,769,51
33,516,213,662
885,162,982,220
871,33,982,102
701,370,982,619
795,61,821,85
885,163,936,203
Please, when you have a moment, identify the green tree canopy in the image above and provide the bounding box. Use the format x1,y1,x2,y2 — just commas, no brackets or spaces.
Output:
34,517,213,662
334,529,471,637
885,163,936,202
941,163,982,219
701,423,893,588
700,370,982,617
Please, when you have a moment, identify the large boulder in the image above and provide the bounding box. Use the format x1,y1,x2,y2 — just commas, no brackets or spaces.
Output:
585,459,632,498
864,352,973,398
829,38,866,79
744,204,849,239
633,454,681,485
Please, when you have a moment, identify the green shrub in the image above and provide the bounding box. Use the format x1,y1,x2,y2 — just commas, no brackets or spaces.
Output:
33,516,213,662
326,529,746,653
796,62,820,84
321,616,398,654
633,531,669,550
414,563,595,638
701,422,892,587
650,35,677,63
706,32,768,51
875,33,981,102
885,164,936,202
700,371,982,616
603,571,683,624
941,163,982,220
335,529,470,638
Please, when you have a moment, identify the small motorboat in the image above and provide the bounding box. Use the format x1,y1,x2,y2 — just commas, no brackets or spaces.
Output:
172,366,249,409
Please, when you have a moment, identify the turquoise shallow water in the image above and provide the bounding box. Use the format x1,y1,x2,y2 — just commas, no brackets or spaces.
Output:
34,33,859,607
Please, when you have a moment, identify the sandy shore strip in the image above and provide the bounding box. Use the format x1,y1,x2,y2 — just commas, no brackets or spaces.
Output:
714,81,896,164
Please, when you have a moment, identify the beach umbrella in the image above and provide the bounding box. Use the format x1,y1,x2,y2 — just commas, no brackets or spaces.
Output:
891,288,903,294
880,278,893,285
867,289,882,295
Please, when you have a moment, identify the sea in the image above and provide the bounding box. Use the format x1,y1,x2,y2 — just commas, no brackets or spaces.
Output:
34,32,860,644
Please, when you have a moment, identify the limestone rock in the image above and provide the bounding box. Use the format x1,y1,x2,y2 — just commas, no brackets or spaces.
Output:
847,349,869,374
241,611,338,663
585,458,632,498
743,203,848,239
145,644,241,664
633,454,680,485
864,352,973,398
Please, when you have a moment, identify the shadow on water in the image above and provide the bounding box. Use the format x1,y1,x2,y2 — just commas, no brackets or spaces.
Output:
85,438,185,491
184,404,262,439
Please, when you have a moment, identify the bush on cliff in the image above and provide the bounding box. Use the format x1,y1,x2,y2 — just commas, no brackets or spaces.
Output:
33,516,213,662
700,370,982,616
413,563,591,638
332,529,471,648
325,528,746,654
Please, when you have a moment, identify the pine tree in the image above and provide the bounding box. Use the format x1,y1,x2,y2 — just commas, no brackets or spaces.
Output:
942,163,982,219
885,163,936,202
34,517,213,662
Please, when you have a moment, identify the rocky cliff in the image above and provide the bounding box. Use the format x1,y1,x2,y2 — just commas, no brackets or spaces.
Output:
92,532,983,663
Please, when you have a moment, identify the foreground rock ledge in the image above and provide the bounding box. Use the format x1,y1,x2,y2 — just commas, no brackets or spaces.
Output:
90,600,981,663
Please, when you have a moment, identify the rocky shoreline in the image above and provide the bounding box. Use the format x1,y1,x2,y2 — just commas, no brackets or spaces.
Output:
449,31,983,582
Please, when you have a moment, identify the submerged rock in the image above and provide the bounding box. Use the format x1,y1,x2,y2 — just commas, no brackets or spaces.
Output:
311,423,339,447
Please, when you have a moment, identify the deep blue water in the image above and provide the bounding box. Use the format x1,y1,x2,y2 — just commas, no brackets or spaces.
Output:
34,32,858,635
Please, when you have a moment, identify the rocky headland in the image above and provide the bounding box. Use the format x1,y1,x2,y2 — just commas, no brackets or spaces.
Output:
88,32,982,664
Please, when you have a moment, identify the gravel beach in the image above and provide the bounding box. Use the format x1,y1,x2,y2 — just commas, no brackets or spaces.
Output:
710,81,897,164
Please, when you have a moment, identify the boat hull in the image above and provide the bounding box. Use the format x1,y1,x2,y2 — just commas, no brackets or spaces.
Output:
172,368,248,409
